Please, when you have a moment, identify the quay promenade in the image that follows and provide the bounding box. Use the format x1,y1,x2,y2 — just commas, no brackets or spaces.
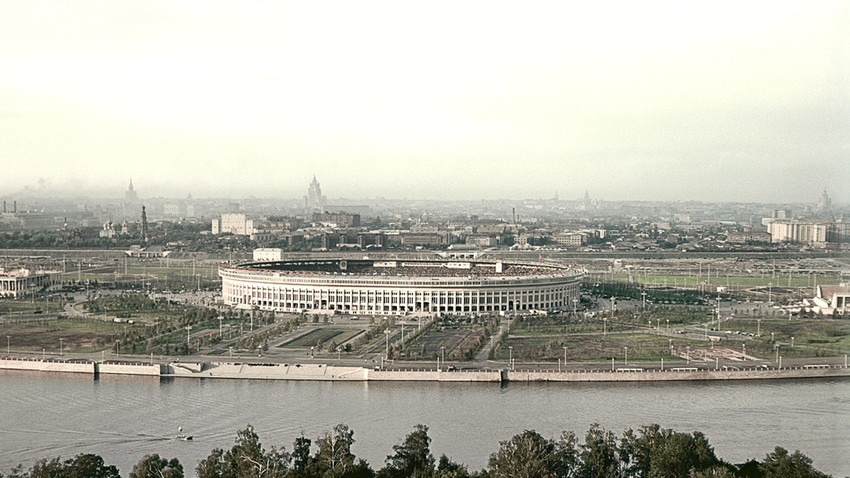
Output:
2,356,849,382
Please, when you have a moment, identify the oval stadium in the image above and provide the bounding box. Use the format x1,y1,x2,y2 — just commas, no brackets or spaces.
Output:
219,259,583,315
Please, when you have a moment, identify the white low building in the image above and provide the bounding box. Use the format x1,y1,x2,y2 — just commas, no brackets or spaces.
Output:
812,285,849,316
0,269,61,298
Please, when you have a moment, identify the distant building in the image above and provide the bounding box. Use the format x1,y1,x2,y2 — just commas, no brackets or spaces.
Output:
212,213,254,236
122,179,141,220
465,235,496,247
253,248,283,262
812,285,849,316
0,268,61,298
726,231,771,243
817,189,832,212
399,233,445,247
553,232,585,247
99,220,116,239
304,176,326,213
124,245,170,258
313,211,360,228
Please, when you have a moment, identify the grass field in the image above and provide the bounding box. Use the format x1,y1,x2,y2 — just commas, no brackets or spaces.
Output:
1,317,129,353
280,328,362,348
498,333,705,362
589,273,841,289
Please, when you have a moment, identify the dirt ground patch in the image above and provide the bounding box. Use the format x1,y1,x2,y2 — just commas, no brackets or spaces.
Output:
1,325,113,353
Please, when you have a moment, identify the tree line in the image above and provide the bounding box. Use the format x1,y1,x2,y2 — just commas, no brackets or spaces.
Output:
1,423,831,478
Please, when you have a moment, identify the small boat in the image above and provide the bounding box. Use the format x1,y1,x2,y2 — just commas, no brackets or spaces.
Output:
174,426,193,441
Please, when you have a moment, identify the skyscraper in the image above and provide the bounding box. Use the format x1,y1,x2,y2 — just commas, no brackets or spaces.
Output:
304,175,326,213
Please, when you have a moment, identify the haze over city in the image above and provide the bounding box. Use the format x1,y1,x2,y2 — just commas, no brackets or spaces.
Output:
1,1,847,203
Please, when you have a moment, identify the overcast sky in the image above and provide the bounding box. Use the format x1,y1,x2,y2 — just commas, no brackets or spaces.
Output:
1,1,847,203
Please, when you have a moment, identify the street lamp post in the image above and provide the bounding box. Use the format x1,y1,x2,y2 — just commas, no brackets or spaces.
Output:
666,319,669,332
385,329,390,359
441,346,445,371
624,346,628,366
686,346,691,364
641,291,646,310
509,346,513,370
563,346,567,368
59,338,64,356
115,340,120,356
6,335,9,354
603,318,607,336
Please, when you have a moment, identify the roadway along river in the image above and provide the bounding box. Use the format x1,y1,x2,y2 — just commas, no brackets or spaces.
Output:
0,371,847,476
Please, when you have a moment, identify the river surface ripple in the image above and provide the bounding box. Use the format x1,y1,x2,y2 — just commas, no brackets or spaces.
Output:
0,372,847,476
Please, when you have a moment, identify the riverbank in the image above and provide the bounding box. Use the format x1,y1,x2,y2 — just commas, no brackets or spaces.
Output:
2,356,849,382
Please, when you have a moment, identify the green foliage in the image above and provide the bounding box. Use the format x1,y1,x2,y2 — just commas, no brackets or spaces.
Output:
379,424,435,478
487,429,579,478
759,447,830,478
196,424,289,478
2,424,834,478
26,454,120,478
129,454,184,478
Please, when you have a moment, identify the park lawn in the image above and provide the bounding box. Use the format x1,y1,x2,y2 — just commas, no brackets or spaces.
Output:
280,328,361,348
0,300,57,314
719,318,850,353
0,319,126,353
499,333,704,362
601,273,841,288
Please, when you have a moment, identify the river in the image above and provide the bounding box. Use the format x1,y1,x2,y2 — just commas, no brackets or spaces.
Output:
0,371,847,476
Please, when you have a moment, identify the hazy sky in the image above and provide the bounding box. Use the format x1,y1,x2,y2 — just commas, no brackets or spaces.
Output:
1,1,847,203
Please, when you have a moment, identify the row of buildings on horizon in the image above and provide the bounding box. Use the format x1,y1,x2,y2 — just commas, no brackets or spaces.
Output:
1,177,848,251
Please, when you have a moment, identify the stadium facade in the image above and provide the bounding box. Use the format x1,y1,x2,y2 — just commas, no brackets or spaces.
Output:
219,259,582,315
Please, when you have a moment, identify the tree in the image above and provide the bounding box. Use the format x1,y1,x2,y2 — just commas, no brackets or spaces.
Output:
488,430,555,478
196,449,225,478
129,454,184,478
63,454,121,478
290,435,314,478
379,424,435,478
759,447,830,478
28,454,120,478
579,424,621,478
314,424,361,478
196,425,289,478
648,431,721,478
223,425,289,478
435,455,471,478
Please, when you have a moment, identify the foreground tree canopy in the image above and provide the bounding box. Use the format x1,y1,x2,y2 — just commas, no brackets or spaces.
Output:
1,423,832,478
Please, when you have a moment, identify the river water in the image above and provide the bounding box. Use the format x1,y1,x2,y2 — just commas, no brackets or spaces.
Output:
0,371,847,476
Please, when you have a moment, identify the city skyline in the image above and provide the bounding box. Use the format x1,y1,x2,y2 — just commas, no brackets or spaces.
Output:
1,1,847,203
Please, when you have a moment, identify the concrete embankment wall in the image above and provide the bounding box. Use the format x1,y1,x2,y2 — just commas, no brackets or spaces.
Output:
367,369,502,382
507,366,850,382
0,357,93,374
0,358,162,376
96,363,162,376
164,362,368,381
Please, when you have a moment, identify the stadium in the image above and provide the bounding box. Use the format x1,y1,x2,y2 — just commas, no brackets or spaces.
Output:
219,258,583,315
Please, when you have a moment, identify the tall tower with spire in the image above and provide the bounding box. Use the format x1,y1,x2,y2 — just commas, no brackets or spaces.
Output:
140,205,149,243
304,175,326,213
123,179,140,220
